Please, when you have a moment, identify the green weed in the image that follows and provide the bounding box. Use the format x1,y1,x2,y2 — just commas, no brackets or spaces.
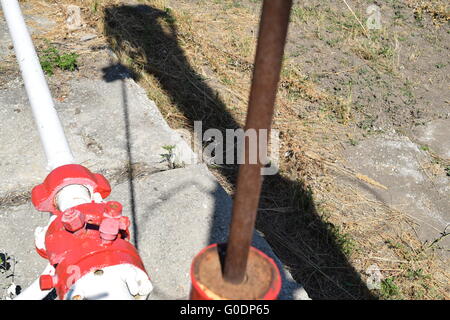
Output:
39,45,78,76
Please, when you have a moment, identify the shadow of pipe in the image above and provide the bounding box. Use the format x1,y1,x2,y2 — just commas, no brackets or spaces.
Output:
102,4,376,300
101,63,140,250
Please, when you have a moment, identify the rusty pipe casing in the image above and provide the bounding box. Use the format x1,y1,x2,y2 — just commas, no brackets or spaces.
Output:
223,0,293,284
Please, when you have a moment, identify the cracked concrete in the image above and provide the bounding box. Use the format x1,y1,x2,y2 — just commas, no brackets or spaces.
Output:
342,133,450,255
0,74,196,200
0,7,308,300
411,119,450,160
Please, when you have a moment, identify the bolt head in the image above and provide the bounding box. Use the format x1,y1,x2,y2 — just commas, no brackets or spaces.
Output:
39,275,54,290
99,217,120,241
61,208,85,232
105,201,123,218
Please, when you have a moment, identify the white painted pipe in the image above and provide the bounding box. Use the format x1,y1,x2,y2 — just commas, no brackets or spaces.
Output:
15,258,153,300
65,264,153,300
14,264,54,300
56,184,91,212
2,1,152,300
1,0,74,170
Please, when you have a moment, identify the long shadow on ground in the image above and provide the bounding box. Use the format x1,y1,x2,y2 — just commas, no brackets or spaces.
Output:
102,4,376,299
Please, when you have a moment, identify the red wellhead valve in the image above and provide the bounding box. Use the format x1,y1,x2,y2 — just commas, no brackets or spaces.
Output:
31,164,152,300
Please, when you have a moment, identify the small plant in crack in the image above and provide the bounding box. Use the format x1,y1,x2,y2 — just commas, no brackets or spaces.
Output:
419,145,430,152
160,145,183,169
380,277,401,299
348,138,359,146
427,226,449,249
39,43,79,76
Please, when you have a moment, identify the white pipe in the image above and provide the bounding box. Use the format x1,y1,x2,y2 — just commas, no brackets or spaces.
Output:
2,2,152,299
56,184,91,212
65,264,153,300
14,264,54,300
1,0,74,170
15,261,153,300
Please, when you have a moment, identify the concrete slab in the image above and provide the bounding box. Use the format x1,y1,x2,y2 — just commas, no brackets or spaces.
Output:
0,15,13,61
0,164,309,300
0,8,56,60
1,7,194,198
342,134,450,254
0,5,308,300
0,73,194,201
111,164,309,300
0,202,49,298
411,119,450,160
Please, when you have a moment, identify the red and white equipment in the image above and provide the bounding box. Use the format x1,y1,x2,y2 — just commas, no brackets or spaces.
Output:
30,164,152,300
0,0,153,300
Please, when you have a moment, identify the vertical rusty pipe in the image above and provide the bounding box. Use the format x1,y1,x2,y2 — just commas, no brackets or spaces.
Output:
223,0,292,284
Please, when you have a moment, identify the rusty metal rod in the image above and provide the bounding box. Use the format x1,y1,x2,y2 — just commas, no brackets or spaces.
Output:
223,0,293,284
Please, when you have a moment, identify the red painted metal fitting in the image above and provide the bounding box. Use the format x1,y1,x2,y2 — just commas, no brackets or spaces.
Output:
119,216,130,230
99,217,120,242
38,201,149,299
32,166,149,299
39,274,55,290
190,243,281,300
31,164,111,215
104,201,123,218
61,208,85,232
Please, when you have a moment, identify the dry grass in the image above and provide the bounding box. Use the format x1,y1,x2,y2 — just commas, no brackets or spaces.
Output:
405,0,450,24
22,0,449,299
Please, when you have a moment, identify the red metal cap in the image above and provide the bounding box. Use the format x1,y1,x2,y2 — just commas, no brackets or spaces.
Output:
105,201,123,218
61,208,85,232
31,164,111,215
39,275,55,290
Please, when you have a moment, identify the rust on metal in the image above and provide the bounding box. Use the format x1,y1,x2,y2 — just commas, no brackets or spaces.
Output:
223,0,293,284
192,244,279,299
